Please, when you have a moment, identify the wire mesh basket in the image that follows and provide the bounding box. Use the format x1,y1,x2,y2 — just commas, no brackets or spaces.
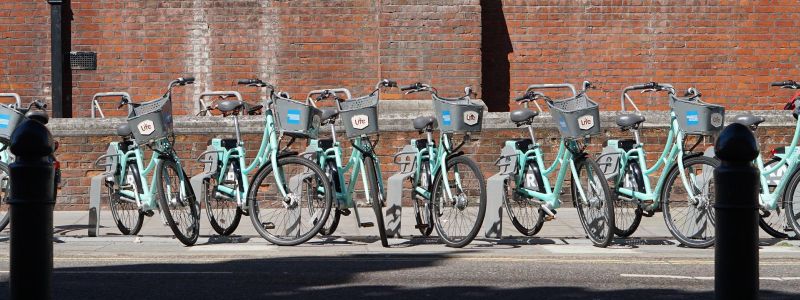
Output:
432,95,483,133
546,94,601,139
0,104,24,144
272,93,322,139
127,96,173,145
337,93,379,139
670,95,725,135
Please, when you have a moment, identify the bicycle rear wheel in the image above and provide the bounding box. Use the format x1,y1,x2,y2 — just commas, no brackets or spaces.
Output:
759,158,794,239
364,154,389,247
413,159,434,236
318,160,341,236
572,157,615,247
431,156,487,248
782,166,800,239
109,163,144,235
204,161,243,236
0,162,10,231
157,159,200,246
661,155,718,248
611,162,644,238
504,160,545,236
248,156,332,246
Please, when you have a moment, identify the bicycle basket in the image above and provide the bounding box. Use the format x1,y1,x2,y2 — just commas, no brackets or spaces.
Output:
127,96,173,145
670,95,724,135
546,94,601,139
0,104,24,144
272,93,322,139
432,95,483,133
338,93,379,139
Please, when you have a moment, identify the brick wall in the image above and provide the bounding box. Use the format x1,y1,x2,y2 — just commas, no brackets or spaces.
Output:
3,1,799,113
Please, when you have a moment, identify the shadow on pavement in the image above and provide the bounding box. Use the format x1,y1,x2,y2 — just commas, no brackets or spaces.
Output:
0,253,796,299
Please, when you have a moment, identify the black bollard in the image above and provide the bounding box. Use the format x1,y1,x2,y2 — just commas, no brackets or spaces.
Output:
714,123,759,300
8,119,55,300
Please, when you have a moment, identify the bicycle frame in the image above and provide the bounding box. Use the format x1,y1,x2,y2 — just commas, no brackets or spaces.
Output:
314,136,383,208
208,108,291,206
115,140,189,212
753,107,800,210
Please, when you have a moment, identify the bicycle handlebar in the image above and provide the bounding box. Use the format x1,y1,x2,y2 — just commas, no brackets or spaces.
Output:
400,83,421,91
772,80,799,88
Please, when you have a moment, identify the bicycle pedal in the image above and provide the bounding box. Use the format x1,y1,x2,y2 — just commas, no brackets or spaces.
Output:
339,209,351,216
143,210,154,217
415,224,428,229
262,222,275,230
544,215,555,221
360,222,374,228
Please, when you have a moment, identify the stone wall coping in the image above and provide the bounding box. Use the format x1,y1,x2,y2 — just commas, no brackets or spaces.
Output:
49,100,797,136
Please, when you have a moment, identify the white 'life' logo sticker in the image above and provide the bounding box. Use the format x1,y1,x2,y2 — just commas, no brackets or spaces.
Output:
710,113,723,127
463,111,479,126
137,120,155,136
351,114,369,130
578,115,595,130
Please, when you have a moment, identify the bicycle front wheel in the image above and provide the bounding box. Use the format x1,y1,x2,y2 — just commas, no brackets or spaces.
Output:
782,166,800,239
661,155,718,248
0,162,11,231
157,159,200,246
572,157,615,247
204,161,243,236
364,154,389,247
109,163,144,235
431,156,486,248
248,156,332,246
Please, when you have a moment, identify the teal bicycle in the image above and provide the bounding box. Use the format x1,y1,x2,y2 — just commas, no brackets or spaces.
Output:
732,80,800,239
308,80,396,247
505,82,615,247
197,78,332,246
101,77,200,246
601,82,722,248
400,82,487,248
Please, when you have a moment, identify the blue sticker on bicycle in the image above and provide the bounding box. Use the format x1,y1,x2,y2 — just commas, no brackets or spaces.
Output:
286,109,301,125
686,111,699,126
559,117,568,130
0,114,10,129
442,110,451,126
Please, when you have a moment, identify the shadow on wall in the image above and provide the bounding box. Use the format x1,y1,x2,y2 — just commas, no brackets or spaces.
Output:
481,0,513,112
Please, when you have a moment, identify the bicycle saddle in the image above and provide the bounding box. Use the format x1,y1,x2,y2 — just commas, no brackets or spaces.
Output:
217,100,243,113
510,108,538,125
25,110,49,125
320,108,339,124
413,116,437,131
116,124,132,137
615,113,646,130
733,114,765,128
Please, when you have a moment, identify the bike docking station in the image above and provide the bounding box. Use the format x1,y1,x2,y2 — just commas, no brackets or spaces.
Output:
385,144,419,237
483,142,518,238
88,142,121,236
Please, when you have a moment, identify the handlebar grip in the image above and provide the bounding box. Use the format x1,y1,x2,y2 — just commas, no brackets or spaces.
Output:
514,94,527,102
400,84,416,91
183,77,195,84
386,80,398,87
237,79,259,85
771,81,794,87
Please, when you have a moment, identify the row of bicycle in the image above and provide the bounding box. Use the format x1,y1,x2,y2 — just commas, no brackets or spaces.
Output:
3,77,800,249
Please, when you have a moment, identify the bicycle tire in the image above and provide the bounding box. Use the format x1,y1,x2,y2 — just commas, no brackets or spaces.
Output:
0,162,10,231
412,158,434,236
781,164,800,239
248,156,332,246
108,162,144,235
431,155,487,248
504,159,545,236
318,160,341,236
661,155,718,248
572,156,615,248
364,154,389,247
156,159,200,246
759,158,795,239
203,161,243,236
612,162,644,238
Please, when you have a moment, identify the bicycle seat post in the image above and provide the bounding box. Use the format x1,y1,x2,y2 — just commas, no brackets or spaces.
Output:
232,114,242,146
527,123,536,145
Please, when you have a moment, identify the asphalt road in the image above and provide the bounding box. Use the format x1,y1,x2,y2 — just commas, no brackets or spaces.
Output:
0,235,798,300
